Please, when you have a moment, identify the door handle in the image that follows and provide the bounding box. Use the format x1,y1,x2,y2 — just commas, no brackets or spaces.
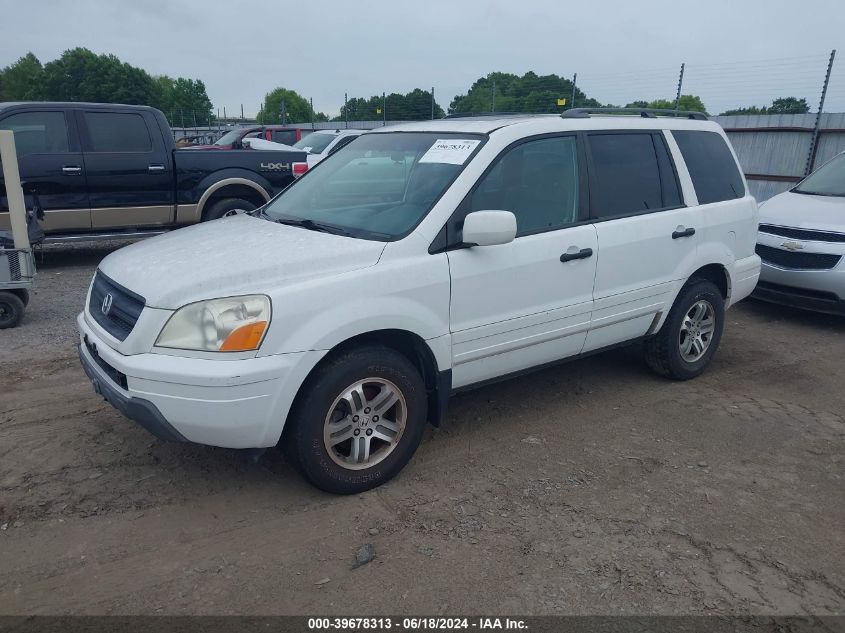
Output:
61,166,83,175
560,247,593,262
672,227,696,239
148,164,166,173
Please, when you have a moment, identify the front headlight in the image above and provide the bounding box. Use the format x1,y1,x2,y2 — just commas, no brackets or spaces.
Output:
156,295,271,352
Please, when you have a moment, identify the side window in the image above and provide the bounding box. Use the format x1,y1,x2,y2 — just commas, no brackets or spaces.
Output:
272,130,297,145
673,130,745,204
0,111,70,155
469,136,580,235
84,112,152,152
588,133,679,219
328,135,357,155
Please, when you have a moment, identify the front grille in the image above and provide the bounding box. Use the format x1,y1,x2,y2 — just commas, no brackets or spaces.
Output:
755,244,842,271
759,224,845,243
88,271,145,341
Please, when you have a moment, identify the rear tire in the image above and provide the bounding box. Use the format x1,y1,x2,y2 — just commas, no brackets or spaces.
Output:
283,346,427,494
645,279,725,380
203,198,257,221
16,289,30,307
0,291,25,329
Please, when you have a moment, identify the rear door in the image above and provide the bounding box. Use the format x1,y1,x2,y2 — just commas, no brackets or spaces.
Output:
446,134,597,388
583,130,700,352
77,109,174,229
0,108,91,232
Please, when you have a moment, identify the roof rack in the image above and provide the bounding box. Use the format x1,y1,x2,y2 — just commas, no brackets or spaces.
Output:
562,107,709,121
443,111,553,119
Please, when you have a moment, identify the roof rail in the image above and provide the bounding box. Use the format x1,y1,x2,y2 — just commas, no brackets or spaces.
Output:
562,107,709,121
443,111,552,119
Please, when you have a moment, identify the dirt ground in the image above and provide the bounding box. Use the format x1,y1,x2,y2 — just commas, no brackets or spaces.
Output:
0,243,843,616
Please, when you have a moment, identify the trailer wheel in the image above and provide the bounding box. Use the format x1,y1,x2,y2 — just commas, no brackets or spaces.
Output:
0,291,25,329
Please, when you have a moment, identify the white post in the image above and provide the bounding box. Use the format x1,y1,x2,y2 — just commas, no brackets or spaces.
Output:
0,130,29,250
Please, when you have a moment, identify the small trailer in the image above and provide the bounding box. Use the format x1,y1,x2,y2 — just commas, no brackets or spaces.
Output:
0,129,36,328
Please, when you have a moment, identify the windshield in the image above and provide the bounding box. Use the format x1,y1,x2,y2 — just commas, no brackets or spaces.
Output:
214,129,252,146
293,132,336,154
793,153,845,196
263,132,485,240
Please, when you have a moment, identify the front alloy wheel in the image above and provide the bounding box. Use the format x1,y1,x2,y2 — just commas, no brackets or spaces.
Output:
323,378,407,470
284,346,427,494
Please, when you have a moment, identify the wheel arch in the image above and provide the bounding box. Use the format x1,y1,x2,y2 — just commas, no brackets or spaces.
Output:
197,178,270,219
688,263,731,300
286,329,450,436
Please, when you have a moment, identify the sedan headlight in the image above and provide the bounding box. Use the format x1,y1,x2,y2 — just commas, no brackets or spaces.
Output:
156,295,271,352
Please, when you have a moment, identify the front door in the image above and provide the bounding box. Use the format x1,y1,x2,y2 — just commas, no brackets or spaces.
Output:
0,108,91,232
446,134,597,388
77,109,174,229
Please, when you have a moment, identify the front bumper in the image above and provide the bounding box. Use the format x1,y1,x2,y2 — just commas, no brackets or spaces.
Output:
753,277,845,316
77,312,326,448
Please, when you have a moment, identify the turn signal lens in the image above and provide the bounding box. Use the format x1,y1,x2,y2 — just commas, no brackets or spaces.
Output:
220,321,268,352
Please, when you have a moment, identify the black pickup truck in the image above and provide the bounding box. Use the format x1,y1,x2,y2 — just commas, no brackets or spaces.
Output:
0,102,307,241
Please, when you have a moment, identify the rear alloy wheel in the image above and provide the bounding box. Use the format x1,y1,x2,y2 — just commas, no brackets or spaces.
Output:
284,346,427,494
204,198,257,221
0,291,25,329
645,278,725,380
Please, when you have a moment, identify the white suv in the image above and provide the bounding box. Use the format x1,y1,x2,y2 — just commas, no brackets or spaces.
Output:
77,109,761,494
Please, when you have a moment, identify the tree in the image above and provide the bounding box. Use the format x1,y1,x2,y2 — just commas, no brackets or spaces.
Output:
257,87,327,124
0,53,44,100
449,71,600,114
335,89,444,122
40,48,159,105
720,96,809,116
156,76,214,125
625,95,707,113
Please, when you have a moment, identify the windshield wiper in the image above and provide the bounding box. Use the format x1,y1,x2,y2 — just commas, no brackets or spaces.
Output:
274,217,353,237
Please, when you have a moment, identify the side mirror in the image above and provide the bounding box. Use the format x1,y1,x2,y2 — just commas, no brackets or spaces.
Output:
462,210,517,247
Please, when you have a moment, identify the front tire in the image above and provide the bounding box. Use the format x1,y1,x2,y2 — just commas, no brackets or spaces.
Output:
0,291,25,329
645,278,725,380
284,346,427,494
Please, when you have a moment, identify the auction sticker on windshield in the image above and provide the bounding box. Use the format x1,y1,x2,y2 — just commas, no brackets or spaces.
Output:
419,139,481,165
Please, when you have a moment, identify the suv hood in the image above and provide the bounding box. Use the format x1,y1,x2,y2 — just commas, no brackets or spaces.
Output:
759,190,845,231
98,215,387,309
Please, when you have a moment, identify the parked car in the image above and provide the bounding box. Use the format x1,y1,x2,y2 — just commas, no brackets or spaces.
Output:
292,129,365,167
0,103,308,240
754,151,845,315
191,125,311,150
77,109,760,494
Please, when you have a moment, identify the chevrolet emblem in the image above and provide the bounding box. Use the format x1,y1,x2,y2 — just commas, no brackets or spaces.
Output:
781,241,804,252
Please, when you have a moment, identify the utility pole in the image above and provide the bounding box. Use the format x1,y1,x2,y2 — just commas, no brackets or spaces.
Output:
805,49,837,176
491,80,496,112
310,97,315,129
431,86,435,120
570,73,577,110
280,99,286,125
223,106,226,122
674,63,685,113
344,93,348,129
240,104,244,120
383,92,386,126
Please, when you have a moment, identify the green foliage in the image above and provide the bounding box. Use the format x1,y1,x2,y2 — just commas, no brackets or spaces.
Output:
720,97,810,116
257,87,328,124
336,89,444,122
449,72,599,114
625,95,707,113
0,48,214,125
156,76,214,125
0,53,44,101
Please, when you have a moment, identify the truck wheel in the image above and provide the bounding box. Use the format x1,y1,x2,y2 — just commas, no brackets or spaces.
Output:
283,346,427,494
0,291,25,329
16,289,30,307
644,278,725,381
204,198,257,221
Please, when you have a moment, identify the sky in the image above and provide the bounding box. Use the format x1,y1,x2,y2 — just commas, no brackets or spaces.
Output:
2,0,844,117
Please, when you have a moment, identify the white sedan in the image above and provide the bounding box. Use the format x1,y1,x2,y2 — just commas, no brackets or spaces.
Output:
293,129,365,167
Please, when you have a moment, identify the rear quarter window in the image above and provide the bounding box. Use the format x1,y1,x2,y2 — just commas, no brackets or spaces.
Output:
672,130,745,204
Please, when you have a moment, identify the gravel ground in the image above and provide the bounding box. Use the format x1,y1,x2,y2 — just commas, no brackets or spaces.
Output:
0,243,843,615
